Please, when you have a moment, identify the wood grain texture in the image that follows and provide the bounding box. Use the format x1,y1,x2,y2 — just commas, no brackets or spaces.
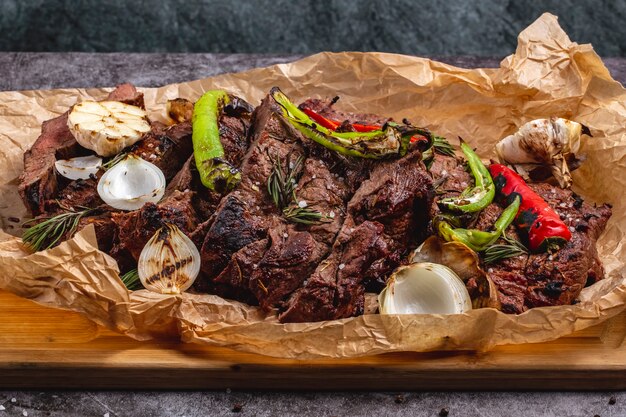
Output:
1,291,625,390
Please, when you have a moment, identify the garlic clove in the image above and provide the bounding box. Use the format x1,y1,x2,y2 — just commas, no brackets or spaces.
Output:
97,154,165,211
495,117,588,189
138,224,201,294
54,155,102,180
379,262,472,315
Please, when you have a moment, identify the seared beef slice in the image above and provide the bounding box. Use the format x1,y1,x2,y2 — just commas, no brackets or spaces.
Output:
486,184,611,313
200,91,351,309
199,92,306,286
280,150,434,322
112,97,254,262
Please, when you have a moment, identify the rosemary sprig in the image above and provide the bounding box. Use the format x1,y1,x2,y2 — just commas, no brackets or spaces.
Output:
432,135,456,157
120,268,143,291
102,152,128,170
483,234,529,264
267,152,303,209
266,152,328,224
21,207,94,251
283,205,329,225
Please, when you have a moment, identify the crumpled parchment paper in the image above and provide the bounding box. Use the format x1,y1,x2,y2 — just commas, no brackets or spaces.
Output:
1,13,625,359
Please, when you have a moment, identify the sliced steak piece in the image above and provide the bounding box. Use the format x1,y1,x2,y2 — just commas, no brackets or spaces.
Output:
348,150,434,247
110,190,199,262
484,184,612,313
198,92,304,285
19,84,144,216
165,99,253,222
280,150,434,323
105,83,145,108
130,121,193,181
279,219,390,322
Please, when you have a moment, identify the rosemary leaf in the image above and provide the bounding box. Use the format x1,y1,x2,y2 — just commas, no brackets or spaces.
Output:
483,235,529,264
282,205,329,225
21,207,94,252
266,153,303,210
120,268,143,291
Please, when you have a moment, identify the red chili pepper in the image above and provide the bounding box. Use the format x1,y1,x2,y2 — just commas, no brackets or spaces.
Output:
488,164,571,252
302,107,426,143
302,108,340,130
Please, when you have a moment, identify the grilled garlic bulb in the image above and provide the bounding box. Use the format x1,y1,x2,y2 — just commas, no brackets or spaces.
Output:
67,100,151,157
138,224,200,294
54,155,102,180
495,117,588,189
378,262,472,315
97,155,165,211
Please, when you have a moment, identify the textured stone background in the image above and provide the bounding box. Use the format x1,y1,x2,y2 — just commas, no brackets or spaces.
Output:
1,0,625,56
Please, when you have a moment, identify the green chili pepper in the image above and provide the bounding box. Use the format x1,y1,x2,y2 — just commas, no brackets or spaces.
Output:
192,90,241,193
437,139,495,213
271,88,431,159
435,195,520,252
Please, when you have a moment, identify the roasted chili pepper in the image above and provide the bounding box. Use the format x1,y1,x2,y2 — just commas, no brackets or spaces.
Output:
435,195,520,252
437,139,495,213
272,88,432,159
192,90,241,193
488,164,572,252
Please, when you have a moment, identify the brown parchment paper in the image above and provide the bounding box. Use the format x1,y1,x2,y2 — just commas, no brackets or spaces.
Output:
1,13,626,359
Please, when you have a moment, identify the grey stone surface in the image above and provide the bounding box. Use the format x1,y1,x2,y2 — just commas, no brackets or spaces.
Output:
0,390,625,416
1,52,625,415
1,53,625,92
1,0,625,56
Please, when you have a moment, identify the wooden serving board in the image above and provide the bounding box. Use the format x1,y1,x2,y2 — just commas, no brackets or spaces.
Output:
2,291,626,391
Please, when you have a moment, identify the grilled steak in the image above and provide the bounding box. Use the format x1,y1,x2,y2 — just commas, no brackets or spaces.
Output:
198,91,308,295
429,152,612,313
280,149,434,322
484,184,611,313
131,122,193,181
111,96,254,264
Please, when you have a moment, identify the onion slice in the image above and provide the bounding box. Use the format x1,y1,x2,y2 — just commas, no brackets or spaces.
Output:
379,262,472,315
97,154,165,211
138,224,200,294
54,155,102,180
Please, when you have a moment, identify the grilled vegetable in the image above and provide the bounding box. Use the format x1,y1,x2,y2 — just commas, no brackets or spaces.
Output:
272,88,432,159
435,195,521,252
410,236,500,309
489,164,572,252
379,262,472,315
67,100,151,157
54,155,102,180
437,139,495,213
97,154,165,211
138,224,200,294
192,90,241,193
495,117,590,189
